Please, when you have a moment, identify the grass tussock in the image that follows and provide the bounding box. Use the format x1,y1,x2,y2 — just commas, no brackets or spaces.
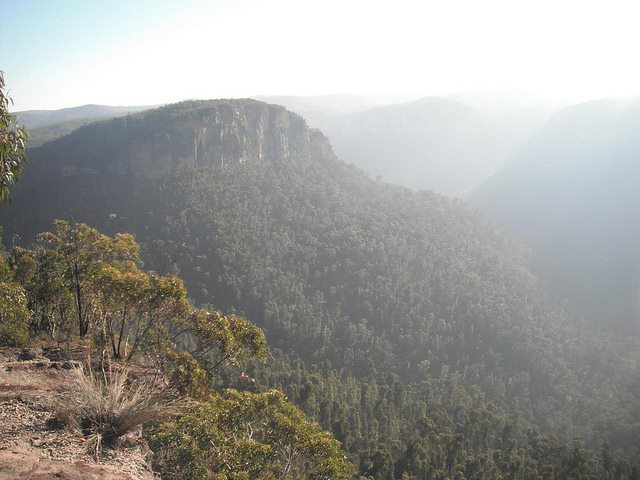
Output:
56,359,180,458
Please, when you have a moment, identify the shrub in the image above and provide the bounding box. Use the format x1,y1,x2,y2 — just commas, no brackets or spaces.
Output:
0,280,30,347
150,389,354,480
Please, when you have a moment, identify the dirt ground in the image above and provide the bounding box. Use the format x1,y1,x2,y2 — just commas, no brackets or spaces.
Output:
0,348,155,479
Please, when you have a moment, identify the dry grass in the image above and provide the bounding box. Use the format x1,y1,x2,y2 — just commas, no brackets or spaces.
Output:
56,359,181,458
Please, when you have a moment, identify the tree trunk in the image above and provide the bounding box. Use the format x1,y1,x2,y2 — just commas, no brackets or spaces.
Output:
73,260,85,337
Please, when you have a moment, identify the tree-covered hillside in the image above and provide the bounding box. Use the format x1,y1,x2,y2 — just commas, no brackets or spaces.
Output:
470,97,640,334
2,100,639,478
0,220,353,479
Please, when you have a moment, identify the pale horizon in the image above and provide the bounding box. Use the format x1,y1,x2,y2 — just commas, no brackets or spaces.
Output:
4,0,640,111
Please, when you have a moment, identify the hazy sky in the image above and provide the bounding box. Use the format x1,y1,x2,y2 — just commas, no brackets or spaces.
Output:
3,0,640,111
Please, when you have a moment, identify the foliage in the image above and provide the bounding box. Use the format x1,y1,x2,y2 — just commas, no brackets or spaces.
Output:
36,220,142,338
9,244,75,338
176,308,267,368
150,389,354,480
0,71,27,203
8,220,267,369
0,221,353,476
0,254,30,346
164,348,211,399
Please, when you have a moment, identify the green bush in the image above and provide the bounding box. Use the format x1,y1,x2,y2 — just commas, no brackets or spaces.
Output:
150,389,354,480
0,280,30,347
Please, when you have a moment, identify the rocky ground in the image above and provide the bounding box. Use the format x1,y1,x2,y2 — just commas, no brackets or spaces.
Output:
0,347,155,479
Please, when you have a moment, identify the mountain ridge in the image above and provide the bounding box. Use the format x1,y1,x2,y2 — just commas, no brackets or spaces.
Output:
16,103,156,129
275,95,555,196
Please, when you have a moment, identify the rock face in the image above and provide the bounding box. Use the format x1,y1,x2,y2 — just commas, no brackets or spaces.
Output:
29,100,332,181
1,99,338,244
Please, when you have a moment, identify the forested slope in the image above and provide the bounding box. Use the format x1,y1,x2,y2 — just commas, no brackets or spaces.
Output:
2,100,639,478
470,97,640,334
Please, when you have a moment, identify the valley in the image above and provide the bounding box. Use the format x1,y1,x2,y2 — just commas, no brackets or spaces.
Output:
2,99,639,478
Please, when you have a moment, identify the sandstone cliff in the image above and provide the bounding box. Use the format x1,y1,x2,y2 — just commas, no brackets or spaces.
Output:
30,100,335,181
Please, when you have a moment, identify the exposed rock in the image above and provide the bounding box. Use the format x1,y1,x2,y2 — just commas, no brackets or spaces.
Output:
42,347,67,362
30,99,333,182
18,348,43,361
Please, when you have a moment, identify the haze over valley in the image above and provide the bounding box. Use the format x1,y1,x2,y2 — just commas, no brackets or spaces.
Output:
2,1,640,479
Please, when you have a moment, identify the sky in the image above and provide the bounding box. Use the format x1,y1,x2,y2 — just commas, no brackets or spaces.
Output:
3,0,640,111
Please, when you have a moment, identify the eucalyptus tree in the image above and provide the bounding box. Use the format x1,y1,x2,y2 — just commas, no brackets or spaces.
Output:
0,71,27,203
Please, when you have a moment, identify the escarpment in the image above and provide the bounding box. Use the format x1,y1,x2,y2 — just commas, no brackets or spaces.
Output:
26,99,335,181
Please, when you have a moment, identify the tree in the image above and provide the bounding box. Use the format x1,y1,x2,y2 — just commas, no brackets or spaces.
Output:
37,220,140,337
150,389,354,480
0,71,27,203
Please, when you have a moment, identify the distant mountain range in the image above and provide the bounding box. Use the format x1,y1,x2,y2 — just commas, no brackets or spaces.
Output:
16,104,156,147
469,96,640,333
260,94,555,196
16,104,155,129
255,93,418,129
